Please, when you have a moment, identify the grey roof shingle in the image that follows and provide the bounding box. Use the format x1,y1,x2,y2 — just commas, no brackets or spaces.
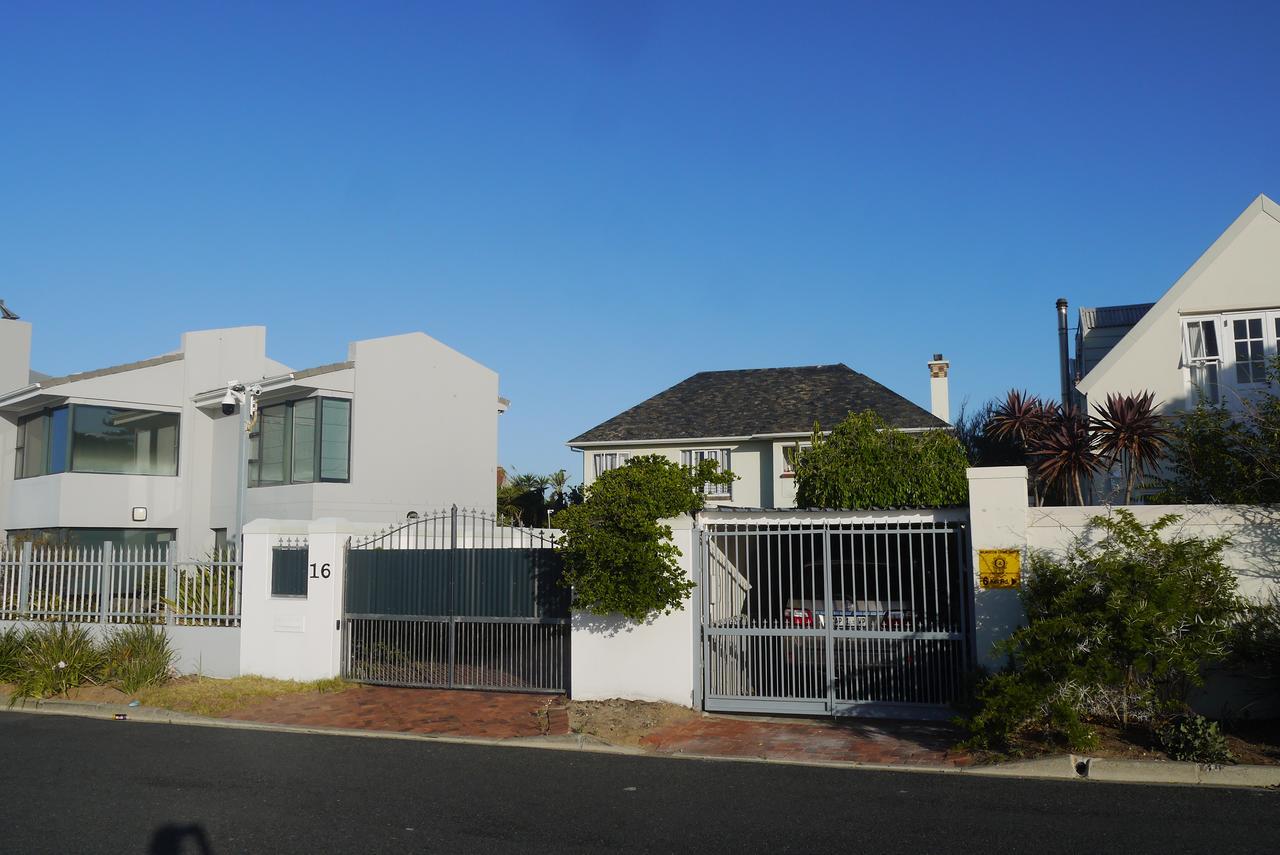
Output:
569,364,945,444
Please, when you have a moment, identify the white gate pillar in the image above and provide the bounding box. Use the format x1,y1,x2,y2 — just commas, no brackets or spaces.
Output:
966,466,1030,670
239,517,381,681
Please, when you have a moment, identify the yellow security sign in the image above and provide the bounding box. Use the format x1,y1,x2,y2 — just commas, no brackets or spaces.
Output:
979,549,1021,589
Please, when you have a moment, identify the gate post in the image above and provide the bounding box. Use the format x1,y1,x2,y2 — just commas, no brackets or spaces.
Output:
447,504,459,687
17,541,32,617
822,528,836,714
966,466,1030,669
99,542,113,624
690,526,704,711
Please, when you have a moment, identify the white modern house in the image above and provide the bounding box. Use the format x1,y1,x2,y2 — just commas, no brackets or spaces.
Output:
567,359,950,508
1069,193,1280,416
0,312,505,554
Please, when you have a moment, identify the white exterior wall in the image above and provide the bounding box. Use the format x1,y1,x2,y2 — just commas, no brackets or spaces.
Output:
578,439,780,508
2,326,502,555
1078,196,1280,414
570,522,698,705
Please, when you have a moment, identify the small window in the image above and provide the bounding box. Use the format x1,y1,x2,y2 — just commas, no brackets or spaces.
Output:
1233,317,1268,385
781,442,812,475
1183,319,1221,405
271,545,309,597
592,452,630,479
682,449,732,498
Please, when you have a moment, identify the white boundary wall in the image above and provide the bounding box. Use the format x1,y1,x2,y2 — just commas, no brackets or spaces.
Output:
570,519,698,706
0,620,240,679
967,465,1280,667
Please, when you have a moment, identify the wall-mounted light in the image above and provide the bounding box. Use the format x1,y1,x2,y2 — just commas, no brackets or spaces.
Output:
406,511,420,521
132,507,148,522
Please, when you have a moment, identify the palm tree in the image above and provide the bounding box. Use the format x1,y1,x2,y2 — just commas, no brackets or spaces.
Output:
547,469,569,508
1032,406,1101,506
988,390,1055,504
1091,391,1170,503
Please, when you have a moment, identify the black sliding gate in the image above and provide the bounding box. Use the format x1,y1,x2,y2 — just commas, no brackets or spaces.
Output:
342,507,569,694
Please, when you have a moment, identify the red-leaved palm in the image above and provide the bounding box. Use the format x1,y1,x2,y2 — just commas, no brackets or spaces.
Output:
1091,391,1170,503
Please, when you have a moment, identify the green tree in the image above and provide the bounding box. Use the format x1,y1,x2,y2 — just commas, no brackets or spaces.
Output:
1156,357,1280,504
965,510,1242,750
553,454,733,621
792,411,969,509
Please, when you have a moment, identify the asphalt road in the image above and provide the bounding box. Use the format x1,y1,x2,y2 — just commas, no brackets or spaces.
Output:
1,712,1278,854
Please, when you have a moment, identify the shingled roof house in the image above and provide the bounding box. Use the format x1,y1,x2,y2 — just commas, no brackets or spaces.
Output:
567,359,950,508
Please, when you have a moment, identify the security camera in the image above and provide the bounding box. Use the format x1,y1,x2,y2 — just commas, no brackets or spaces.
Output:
221,382,245,416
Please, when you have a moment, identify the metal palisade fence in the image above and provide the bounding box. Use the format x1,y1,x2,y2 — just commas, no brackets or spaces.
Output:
0,542,241,627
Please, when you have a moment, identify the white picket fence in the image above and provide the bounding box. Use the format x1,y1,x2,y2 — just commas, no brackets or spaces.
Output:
0,542,241,627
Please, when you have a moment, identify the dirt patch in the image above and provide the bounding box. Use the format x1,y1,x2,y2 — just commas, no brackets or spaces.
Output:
568,698,700,747
971,719,1280,767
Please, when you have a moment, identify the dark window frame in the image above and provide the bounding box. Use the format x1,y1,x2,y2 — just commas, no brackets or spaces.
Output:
249,395,352,488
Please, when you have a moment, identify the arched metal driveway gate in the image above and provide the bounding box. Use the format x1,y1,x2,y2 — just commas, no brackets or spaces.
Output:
342,508,569,694
697,509,973,719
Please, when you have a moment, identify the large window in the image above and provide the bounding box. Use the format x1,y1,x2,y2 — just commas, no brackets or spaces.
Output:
249,396,351,487
15,405,179,478
7,528,175,550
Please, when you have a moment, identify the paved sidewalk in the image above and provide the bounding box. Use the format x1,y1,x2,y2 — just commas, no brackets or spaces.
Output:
223,686,570,739
640,715,971,767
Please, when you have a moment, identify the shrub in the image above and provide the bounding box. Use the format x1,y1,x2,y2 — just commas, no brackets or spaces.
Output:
1158,714,1234,764
962,510,1241,750
554,454,733,621
10,623,106,700
793,411,969,509
1230,589,1280,678
103,625,176,694
0,625,27,684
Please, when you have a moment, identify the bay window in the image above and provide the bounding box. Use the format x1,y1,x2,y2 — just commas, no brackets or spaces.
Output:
249,396,351,487
15,405,179,478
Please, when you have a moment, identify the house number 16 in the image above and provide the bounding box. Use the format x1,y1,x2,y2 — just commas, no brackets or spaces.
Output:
309,563,331,579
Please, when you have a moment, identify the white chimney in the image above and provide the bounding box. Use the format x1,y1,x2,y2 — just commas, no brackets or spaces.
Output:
928,353,950,424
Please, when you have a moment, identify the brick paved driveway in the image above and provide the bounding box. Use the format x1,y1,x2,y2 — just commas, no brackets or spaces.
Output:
640,715,970,767
224,686,569,739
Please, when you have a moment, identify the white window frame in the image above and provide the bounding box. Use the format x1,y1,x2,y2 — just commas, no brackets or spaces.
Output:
780,441,812,476
592,451,630,479
682,448,732,499
1180,318,1221,406
1181,309,1280,408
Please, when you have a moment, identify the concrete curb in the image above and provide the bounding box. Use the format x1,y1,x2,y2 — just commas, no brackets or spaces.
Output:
3,697,1278,789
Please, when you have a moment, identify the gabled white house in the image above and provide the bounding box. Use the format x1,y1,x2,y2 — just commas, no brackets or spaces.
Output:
1073,194,1280,415
0,313,505,553
567,359,950,509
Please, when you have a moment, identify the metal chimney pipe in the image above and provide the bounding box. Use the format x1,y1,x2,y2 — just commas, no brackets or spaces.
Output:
1056,298,1071,409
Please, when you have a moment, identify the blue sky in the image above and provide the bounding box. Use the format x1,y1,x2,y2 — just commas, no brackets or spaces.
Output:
3,1,1278,480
